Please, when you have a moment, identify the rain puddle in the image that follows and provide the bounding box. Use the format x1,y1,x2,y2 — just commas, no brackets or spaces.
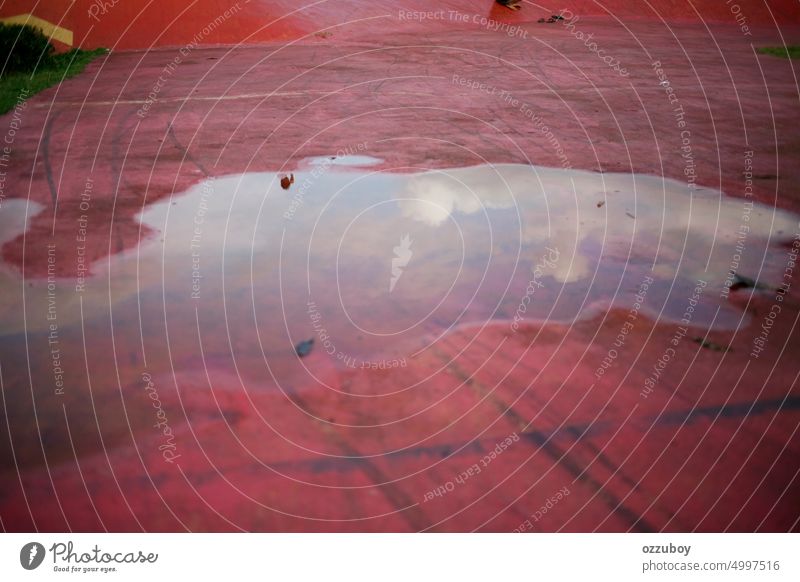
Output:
1,161,797,383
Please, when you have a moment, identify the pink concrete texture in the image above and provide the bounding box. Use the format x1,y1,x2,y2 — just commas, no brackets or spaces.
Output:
0,4,799,531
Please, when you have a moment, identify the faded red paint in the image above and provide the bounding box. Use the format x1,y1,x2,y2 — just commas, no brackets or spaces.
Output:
0,6,799,532
2,1,798,50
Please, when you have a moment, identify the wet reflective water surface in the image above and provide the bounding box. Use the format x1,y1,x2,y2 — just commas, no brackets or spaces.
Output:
1,161,796,393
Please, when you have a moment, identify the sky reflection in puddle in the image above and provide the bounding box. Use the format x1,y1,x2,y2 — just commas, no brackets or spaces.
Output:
1,162,797,386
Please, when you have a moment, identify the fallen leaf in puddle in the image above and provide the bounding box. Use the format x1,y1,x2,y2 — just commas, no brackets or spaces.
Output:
693,337,730,352
730,273,772,292
295,338,314,357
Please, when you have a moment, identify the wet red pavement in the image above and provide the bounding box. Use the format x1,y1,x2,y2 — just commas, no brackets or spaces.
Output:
1,3,799,531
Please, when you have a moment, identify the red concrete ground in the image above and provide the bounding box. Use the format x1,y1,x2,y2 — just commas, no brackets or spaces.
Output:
3,1,799,50
1,4,800,531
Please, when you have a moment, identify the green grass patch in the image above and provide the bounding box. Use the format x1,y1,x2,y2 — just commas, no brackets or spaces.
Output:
757,45,800,59
0,48,108,115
